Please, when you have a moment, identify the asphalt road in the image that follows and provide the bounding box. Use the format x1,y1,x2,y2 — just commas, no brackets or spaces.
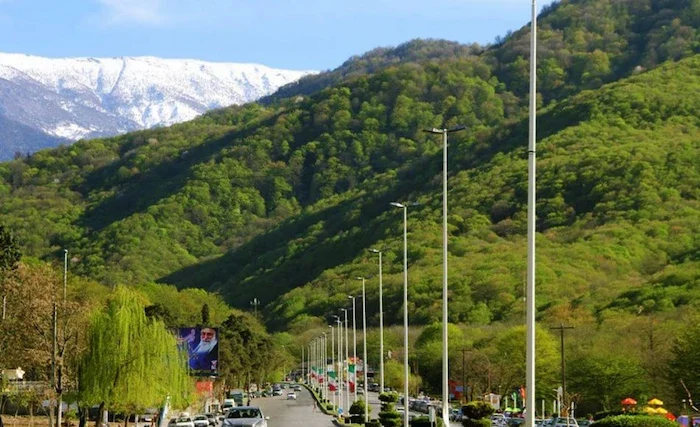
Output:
253,388,335,427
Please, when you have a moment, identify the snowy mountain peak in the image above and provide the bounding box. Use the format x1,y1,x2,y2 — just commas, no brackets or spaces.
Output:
0,52,316,158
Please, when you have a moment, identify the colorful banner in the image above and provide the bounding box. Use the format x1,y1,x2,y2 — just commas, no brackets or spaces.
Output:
177,327,219,373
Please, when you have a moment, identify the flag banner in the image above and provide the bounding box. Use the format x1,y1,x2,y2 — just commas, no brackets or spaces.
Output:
348,364,355,373
328,371,337,379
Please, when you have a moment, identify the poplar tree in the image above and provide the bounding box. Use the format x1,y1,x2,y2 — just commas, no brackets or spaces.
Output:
79,286,192,422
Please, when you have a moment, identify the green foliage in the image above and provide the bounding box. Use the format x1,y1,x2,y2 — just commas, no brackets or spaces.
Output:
463,419,491,427
350,399,370,424
668,315,700,405
461,401,494,420
593,415,678,427
79,286,192,412
0,224,21,273
410,415,445,427
378,392,401,427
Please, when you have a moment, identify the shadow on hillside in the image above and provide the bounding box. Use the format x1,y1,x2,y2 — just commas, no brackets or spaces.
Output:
76,114,282,232
158,153,443,326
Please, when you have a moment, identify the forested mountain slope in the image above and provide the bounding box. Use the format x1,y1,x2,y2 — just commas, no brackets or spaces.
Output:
0,0,698,331
166,55,700,329
265,0,700,108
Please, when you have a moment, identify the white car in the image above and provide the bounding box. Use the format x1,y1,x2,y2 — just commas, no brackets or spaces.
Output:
169,416,195,427
287,392,297,400
222,407,269,427
192,415,209,427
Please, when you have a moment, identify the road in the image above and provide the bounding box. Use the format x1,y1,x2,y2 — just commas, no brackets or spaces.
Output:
253,387,335,427
252,387,462,427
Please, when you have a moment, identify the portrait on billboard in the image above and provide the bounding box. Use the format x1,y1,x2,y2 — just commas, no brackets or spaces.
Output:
178,327,219,372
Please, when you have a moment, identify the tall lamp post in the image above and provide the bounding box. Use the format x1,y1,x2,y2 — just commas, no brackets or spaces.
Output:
368,248,385,394
526,1,538,427
348,295,358,403
335,315,344,415
391,201,411,427
329,324,336,409
340,308,350,412
355,277,369,423
424,125,466,421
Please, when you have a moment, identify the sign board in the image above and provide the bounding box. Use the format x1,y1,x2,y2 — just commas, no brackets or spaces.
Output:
177,327,219,374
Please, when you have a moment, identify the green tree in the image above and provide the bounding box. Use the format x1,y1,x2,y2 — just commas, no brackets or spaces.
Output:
0,224,22,321
668,315,700,407
78,286,192,423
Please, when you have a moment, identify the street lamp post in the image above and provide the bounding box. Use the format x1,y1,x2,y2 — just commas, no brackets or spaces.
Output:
340,308,350,412
336,315,344,415
424,125,466,422
63,249,68,303
355,277,369,423
391,201,411,427
323,332,328,401
368,248,385,394
348,295,358,403
329,324,336,409
526,2,538,427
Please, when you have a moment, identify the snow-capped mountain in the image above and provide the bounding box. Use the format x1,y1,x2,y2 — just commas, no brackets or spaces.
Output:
0,52,316,160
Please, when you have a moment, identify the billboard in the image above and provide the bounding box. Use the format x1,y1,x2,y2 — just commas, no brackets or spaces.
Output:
177,327,219,373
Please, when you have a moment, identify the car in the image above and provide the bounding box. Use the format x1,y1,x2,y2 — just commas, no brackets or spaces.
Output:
192,415,209,427
450,409,463,421
551,418,579,427
287,392,297,400
272,388,283,396
203,414,217,426
492,414,507,426
293,385,302,391
222,407,269,427
357,386,365,395
168,416,194,427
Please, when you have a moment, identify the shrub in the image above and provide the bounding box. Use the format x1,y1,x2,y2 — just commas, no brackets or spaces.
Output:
350,399,370,424
410,415,445,427
463,418,491,427
366,420,382,427
593,415,678,427
461,401,495,420
379,392,399,403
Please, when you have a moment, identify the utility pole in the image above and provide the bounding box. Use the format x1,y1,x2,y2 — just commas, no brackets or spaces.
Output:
250,298,260,317
550,323,574,413
461,349,467,404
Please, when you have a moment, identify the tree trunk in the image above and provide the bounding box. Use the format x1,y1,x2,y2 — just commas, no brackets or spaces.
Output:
123,414,129,427
95,402,104,427
78,406,87,427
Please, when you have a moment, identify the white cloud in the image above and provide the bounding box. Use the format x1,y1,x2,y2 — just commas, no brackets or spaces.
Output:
97,0,168,26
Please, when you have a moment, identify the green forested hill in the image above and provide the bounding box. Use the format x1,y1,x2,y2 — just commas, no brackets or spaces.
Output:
0,0,698,333
165,55,700,330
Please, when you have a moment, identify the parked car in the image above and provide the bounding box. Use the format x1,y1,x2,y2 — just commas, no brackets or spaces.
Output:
492,414,507,426
357,386,365,395
222,407,269,427
551,418,579,427
192,415,209,427
287,392,297,400
203,413,217,426
168,416,194,427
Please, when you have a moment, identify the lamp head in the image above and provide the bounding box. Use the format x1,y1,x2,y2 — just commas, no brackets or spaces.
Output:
390,202,404,208
368,248,380,254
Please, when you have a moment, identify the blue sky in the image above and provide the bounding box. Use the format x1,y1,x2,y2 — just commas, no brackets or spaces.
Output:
0,0,551,71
